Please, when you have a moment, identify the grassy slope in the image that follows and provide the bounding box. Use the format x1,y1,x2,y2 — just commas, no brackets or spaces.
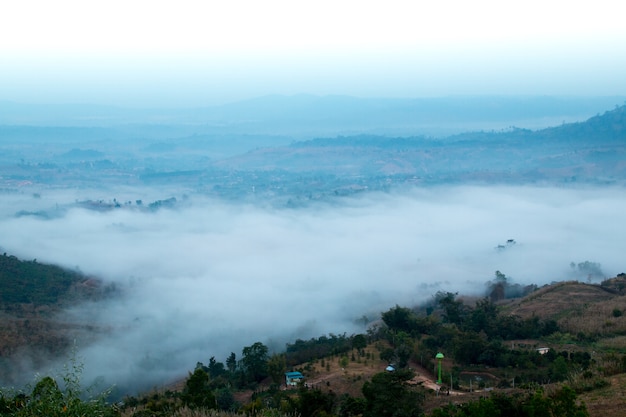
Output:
264,280,626,416
503,280,626,338
580,373,626,417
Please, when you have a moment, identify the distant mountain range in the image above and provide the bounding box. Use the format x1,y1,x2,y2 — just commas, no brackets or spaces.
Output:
211,104,626,192
1,95,625,137
0,100,624,205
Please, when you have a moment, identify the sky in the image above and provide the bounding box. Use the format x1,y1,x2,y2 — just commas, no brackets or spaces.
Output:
1,0,626,107
1,185,625,392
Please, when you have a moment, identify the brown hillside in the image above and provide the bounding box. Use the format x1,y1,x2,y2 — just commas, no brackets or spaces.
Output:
580,373,626,417
503,281,626,336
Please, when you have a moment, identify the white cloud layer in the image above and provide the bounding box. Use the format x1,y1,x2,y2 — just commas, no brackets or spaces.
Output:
1,185,625,393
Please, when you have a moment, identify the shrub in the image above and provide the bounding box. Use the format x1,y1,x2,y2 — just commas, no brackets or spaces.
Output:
0,356,117,417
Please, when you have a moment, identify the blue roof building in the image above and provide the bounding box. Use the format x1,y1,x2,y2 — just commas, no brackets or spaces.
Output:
285,371,304,386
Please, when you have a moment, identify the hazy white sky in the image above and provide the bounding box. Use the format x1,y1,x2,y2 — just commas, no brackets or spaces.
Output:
1,0,626,106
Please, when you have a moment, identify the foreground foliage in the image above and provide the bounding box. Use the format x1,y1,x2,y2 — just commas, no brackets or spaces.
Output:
0,357,117,417
430,386,589,417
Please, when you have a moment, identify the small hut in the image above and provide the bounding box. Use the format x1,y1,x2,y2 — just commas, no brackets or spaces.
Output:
285,371,304,386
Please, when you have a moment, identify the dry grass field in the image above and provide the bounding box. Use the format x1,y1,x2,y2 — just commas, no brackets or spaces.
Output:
502,281,626,336
580,373,626,417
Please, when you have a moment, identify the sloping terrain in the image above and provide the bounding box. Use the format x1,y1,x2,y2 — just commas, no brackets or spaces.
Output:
503,280,626,337
580,373,626,417
503,281,616,320
0,253,116,385
213,105,626,188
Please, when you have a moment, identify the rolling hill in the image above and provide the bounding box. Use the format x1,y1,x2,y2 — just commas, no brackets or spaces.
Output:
213,104,626,190
0,253,116,384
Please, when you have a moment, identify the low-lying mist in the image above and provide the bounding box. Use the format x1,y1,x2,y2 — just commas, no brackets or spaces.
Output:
1,185,624,395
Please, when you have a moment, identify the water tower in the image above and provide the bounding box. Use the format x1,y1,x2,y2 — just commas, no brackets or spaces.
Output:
435,352,444,384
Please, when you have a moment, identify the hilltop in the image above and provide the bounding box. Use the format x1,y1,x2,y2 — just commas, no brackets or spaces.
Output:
501,276,626,338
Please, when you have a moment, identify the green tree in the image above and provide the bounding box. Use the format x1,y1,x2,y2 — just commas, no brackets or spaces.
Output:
467,298,498,335
459,397,500,417
550,356,569,381
395,340,414,369
550,385,589,417
487,271,508,302
267,353,287,385
208,356,226,378
215,387,236,411
340,395,366,417
453,331,487,365
226,352,237,373
352,334,367,355
362,369,423,417
181,368,216,409
380,347,396,364
242,342,269,383
296,386,337,417
382,305,416,332
435,292,466,325
523,389,553,417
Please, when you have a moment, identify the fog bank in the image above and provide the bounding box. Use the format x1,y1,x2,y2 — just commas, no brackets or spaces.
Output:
0,185,624,394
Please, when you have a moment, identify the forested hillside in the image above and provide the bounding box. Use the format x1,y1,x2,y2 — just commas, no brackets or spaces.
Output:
1,253,85,306
0,253,115,383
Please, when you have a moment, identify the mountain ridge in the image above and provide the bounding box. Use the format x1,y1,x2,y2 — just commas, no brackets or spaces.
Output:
212,104,626,187
1,95,624,136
